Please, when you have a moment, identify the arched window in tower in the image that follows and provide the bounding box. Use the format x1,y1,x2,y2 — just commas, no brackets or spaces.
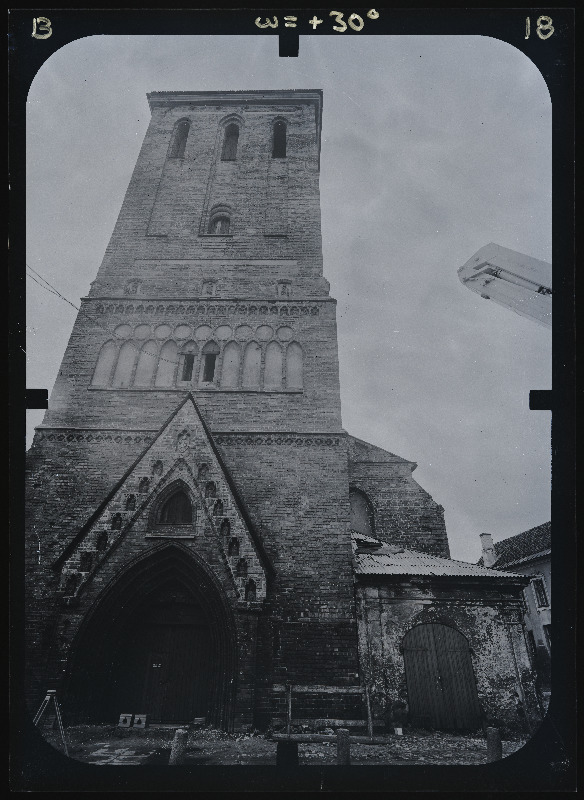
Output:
213,499,224,517
133,340,158,387
95,531,108,552
208,215,230,234
207,205,232,235
242,342,261,388
205,481,216,498
168,118,190,159
139,477,150,494
178,341,198,384
92,341,117,386
125,494,136,511
221,123,240,161
158,490,193,524
272,120,287,158
154,340,179,387
286,342,303,389
245,579,257,601
221,519,231,537
349,488,375,537
228,537,239,558
111,341,138,388
264,341,283,389
220,341,241,388
200,341,220,383
111,513,123,530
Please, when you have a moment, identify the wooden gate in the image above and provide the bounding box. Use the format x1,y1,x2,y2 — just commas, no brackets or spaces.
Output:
402,623,482,731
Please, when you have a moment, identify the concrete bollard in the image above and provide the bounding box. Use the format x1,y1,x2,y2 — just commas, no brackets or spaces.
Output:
276,740,299,766
486,727,502,762
336,728,351,765
169,728,189,765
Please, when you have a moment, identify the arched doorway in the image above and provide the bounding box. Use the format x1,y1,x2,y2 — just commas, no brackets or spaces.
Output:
63,544,237,728
402,623,481,731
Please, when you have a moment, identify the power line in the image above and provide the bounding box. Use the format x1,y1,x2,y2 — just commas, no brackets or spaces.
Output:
26,263,190,368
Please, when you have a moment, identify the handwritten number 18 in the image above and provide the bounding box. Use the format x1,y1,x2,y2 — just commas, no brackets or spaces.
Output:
525,15,554,40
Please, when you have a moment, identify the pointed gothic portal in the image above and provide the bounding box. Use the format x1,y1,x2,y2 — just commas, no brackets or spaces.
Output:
402,623,482,731
63,545,237,727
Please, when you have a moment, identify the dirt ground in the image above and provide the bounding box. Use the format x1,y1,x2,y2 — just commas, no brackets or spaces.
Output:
41,725,527,766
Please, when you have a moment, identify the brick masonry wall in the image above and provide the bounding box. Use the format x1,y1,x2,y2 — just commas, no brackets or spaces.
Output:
348,436,449,557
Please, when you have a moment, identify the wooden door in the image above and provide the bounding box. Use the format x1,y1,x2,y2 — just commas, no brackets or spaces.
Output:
403,623,481,730
129,601,212,723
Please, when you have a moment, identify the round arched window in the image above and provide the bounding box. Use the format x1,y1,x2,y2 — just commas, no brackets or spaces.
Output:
208,215,230,234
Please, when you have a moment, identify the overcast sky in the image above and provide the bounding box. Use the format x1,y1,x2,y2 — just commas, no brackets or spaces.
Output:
26,35,552,563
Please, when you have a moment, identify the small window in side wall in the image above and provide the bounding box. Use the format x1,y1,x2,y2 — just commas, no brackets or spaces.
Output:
169,119,190,159
349,488,375,537
272,121,287,158
531,576,549,608
221,123,240,161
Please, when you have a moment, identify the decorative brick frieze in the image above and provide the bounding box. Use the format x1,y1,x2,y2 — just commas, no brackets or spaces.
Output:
34,428,342,447
90,300,323,317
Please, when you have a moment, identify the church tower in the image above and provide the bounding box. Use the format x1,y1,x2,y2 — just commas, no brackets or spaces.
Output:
26,90,369,729
26,89,545,739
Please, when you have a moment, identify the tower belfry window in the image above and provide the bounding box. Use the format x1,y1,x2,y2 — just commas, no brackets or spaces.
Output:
221,123,239,161
209,216,230,234
169,119,190,159
272,121,287,158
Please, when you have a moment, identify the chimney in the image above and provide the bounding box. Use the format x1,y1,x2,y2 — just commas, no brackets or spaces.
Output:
480,533,497,567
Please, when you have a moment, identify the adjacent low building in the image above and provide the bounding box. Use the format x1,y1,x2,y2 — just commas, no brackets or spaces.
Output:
354,533,541,733
479,522,551,708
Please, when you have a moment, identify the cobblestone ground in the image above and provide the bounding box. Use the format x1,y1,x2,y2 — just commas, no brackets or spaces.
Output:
41,725,528,766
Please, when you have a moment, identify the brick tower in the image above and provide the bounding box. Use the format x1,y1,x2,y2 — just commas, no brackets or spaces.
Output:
26,90,448,731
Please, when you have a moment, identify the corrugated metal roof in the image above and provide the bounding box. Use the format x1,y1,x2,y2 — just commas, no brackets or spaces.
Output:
351,534,523,579
477,522,551,568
